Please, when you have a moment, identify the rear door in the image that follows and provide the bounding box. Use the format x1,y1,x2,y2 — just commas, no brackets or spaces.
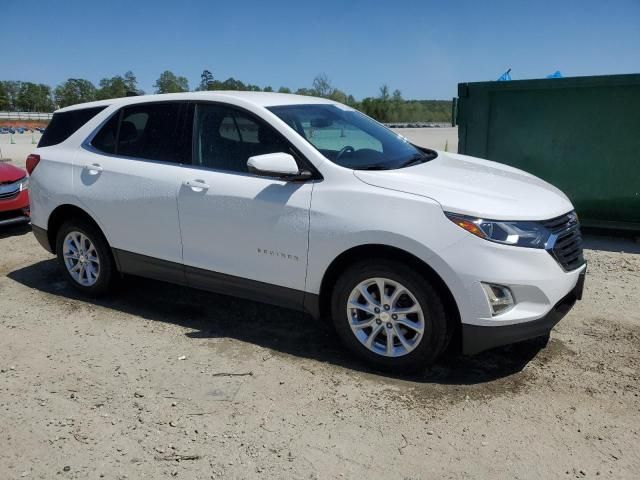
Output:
177,102,313,307
73,102,189,282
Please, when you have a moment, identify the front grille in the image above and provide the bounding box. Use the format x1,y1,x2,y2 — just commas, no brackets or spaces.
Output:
0,180,20,200
0,190,19,200
541,212,585,271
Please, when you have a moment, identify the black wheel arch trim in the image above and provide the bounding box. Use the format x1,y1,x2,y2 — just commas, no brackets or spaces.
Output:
32,225,53,253
316,244,461,329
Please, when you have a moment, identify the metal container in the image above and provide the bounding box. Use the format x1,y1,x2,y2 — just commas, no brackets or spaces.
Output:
457,73,640,230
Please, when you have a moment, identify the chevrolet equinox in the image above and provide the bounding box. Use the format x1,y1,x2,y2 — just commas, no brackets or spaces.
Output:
28,92,586,371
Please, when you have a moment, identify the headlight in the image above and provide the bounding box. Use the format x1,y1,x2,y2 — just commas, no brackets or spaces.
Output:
445,212,550,248
17,176,29,192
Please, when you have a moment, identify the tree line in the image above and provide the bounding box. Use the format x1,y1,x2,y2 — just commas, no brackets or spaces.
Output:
0,71,140,112
0,70,452,123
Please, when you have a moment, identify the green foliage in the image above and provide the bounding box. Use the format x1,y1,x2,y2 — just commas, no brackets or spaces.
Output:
94,70,141,99
18,82,54,111
1,69,452,123
0,80,53,111
0,82,8,110
154,71,189,94
203,76,244,91
357,90,451,123
54,79,96,108
312,73,333,97
96,75,129,100
0,81,20,110
199,74,277,94
294,87,316,96
198,71,452,122
124,71,138,92
379,84,390,101
198,70,214,91
220,77,245,90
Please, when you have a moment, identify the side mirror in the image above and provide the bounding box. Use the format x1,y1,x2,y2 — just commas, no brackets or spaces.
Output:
247,152,311,180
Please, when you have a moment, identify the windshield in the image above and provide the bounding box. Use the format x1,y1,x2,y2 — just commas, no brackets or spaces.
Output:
267,104,436,170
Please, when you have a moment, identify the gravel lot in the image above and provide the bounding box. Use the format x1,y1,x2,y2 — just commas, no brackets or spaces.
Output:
1,130,639,479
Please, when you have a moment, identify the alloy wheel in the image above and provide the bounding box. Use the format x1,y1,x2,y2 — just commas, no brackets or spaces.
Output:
62,231,100,287
346,277,425,357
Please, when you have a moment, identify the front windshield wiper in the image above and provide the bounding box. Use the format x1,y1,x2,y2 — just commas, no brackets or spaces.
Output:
354,164,390,171
397,153,429,169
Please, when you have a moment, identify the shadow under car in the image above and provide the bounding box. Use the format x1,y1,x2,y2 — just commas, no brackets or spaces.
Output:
7,258,548,385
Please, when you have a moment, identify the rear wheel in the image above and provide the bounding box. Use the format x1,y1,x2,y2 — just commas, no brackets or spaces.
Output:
55,219,115,296
331,260,448,372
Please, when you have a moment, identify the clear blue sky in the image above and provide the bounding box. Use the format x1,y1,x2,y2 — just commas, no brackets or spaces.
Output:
4,0,639,99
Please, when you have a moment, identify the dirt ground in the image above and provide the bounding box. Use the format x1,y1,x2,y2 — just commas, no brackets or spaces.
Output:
1,220,639,480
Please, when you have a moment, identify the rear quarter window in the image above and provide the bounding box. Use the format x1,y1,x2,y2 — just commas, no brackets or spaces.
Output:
91,102,188,164
38,106,107,148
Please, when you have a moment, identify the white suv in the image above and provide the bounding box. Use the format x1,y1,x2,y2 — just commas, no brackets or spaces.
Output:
28,92,586,371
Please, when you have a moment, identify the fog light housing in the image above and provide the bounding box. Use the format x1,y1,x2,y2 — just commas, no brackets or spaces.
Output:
481,283,515,316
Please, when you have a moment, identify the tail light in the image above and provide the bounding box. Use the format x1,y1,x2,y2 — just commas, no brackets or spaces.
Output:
26,154,40,175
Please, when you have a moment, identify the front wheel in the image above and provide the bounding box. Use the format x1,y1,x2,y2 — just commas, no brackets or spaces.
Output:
331,260,449,372
55,219,115,296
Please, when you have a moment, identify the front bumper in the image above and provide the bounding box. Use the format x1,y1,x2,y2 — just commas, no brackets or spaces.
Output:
462,269,584,354
0,189,30,226
434,226,587,327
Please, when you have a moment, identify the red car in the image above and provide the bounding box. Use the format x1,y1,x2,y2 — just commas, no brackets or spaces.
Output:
0,162,30,226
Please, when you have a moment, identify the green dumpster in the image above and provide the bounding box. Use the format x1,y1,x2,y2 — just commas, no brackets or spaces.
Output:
456,73,640,231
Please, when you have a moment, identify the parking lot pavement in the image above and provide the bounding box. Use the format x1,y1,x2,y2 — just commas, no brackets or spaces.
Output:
394,126,458,152
0,133,41,168
1,223,639,479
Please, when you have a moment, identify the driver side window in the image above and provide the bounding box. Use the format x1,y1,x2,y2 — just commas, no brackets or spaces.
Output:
193,104,292,174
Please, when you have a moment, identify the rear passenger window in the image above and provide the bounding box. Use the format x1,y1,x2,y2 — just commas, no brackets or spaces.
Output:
91,102,187,163
39,106,107,147
193,104,292,173
118,103,183,163
91,113,119,154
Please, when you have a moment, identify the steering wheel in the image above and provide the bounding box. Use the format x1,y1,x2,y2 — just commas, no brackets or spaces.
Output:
335,145,355,162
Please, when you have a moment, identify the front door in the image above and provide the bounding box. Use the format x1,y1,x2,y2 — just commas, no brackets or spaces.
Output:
177,103,313,308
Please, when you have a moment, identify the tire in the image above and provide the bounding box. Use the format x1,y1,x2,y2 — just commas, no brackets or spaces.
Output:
331,259,449,372
55,218,116,296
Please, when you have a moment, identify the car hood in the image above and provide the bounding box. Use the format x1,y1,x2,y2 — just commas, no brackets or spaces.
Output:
353,151,574,221
0,162,27,183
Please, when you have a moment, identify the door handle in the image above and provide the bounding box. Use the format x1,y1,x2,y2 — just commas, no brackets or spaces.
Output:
84,163,103,175
183,179,210,191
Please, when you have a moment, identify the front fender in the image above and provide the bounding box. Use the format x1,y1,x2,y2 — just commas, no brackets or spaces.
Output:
305,179,471,321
